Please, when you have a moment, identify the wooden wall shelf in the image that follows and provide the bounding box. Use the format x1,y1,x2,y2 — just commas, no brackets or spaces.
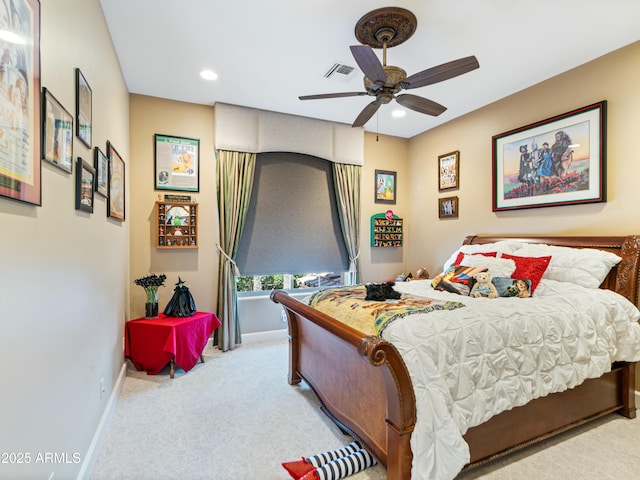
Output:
371,213,403,247
156,201,198,249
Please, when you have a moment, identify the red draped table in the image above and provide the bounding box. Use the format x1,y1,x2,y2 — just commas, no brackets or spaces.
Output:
125,311,221,378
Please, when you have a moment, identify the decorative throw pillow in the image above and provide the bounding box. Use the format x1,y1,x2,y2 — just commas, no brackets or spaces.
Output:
491,277,532,298
514,243,622,288
432,264,487,296
460,254,516,278
500,253,551,294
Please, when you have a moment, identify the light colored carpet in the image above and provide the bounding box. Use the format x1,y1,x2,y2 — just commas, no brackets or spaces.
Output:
91,339,640,480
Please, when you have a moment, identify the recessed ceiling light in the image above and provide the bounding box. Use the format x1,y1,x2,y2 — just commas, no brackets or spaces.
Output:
200,70,218,80
392,110,406,118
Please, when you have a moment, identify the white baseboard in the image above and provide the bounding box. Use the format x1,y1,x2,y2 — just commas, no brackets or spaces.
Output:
241,328,287,345
76,361,127,480
636,390,640,407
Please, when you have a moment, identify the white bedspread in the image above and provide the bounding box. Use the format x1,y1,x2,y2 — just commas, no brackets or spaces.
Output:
385,279,640,480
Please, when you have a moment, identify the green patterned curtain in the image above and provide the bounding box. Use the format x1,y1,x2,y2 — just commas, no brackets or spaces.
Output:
332,163,361,285
215,150,256,351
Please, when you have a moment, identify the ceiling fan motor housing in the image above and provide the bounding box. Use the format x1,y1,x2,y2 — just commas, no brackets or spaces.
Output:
364,65,407,95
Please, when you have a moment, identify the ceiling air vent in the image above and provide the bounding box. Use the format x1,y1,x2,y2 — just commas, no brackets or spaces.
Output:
324,63,355,80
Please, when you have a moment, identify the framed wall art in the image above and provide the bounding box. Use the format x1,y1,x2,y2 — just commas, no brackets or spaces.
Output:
492,101,606,211
438,196,458,219
438,151,459,191
75,68,92,148
374,169,396,204
42,87,73,173
0,0,41,206
94,146,108,197
107,141,125,221
75,157,95,213
154,134,200,192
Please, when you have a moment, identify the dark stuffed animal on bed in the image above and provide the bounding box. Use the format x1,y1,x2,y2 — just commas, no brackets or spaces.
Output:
365,282,401,301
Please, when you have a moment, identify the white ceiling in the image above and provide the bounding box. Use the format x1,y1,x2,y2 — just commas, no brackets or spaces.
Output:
100,0,640,139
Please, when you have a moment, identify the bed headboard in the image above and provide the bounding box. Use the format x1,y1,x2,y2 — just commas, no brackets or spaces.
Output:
463,235,640,306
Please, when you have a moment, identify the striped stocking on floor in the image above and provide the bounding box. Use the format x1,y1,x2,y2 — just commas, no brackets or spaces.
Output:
302,448,377,480
305,441,362,468
282,441,377,480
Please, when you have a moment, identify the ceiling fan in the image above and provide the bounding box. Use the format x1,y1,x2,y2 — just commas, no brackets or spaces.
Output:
299,7,480,127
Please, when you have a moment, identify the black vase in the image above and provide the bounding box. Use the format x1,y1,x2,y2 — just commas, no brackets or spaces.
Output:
145,302,159,319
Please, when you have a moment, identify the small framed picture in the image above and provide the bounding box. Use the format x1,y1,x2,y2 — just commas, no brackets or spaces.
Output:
42,88,73,173
438,151,459,191
375,169,396,204
75,68,92,148
107,141,125,221
438,196,458,219
154,134,200,192
75,157,95,213
94,146,108,197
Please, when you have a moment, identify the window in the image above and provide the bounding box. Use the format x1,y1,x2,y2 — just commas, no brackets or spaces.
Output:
235,152,349,289
236,272,343,293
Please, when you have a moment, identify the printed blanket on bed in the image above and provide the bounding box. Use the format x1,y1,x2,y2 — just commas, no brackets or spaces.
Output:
382,279,640,480
307,285,465,337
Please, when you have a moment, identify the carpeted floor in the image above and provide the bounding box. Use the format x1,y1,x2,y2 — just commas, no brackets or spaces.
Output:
91,339,640,480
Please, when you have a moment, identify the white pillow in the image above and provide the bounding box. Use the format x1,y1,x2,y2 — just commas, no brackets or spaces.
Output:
460,255,517,278
515,243,621,288
442,240,523,271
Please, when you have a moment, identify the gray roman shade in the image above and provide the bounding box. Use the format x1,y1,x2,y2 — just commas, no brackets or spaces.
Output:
235,152,349,275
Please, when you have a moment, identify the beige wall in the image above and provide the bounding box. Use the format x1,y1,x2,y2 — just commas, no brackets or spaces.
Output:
129,95,218,318
406,40,640,279
360,132,410,282
0,1,130,478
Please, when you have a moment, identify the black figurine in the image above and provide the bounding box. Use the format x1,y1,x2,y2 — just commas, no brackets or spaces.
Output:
163,277,197,317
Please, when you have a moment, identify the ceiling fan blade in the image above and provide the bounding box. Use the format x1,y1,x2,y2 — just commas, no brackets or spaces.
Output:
396,94,447,116
402,55,479,89
352,101,381,127
299,92,367,100
350,45,387,84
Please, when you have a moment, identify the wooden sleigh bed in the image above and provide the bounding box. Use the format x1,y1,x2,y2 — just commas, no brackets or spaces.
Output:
270,235,640,480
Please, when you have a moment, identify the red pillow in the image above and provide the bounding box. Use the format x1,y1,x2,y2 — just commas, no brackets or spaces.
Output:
453,251,497,265
500,253,552,294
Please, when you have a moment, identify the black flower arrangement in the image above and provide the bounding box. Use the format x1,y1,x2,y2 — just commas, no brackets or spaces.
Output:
134,273,166,305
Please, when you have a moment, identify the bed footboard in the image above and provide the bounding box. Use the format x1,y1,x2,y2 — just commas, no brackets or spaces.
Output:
271,290,415,480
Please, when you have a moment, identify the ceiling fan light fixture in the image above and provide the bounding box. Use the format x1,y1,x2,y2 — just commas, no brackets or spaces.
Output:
392,109,406,118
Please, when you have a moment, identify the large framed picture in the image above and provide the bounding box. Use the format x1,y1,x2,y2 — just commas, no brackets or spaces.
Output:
107,141,125,221
94,146,108,197
438,151,459,191
492,101,606,211
75,68,92,148
75,157,95,213
438,196,458,219
374,169,396,204
0,0,41,206
154,134,200,192
42,87,73,173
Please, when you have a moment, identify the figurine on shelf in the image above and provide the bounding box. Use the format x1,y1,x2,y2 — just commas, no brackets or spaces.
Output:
173,226,183,236
163,277,197,317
